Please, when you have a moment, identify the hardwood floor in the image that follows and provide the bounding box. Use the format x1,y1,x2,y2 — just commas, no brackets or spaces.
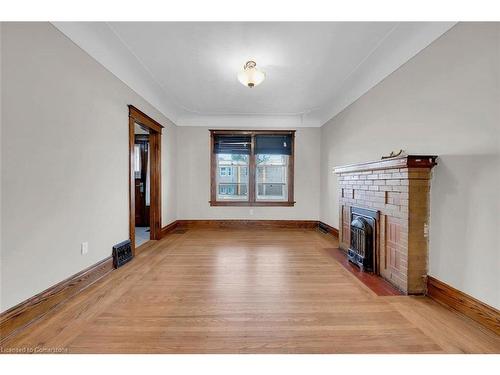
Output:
1,228,499,353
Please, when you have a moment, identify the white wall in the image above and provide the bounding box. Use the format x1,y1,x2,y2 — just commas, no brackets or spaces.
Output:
2,21,497,313
320,23,500,308
176,126,320,220
0,23,177,312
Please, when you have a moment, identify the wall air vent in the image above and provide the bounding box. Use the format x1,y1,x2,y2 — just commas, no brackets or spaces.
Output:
112,240,133,268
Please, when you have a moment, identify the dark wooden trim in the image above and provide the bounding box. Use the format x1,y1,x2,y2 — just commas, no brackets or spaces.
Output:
128,105,164,133
160,221,179,238
172,220,339,232
318,221,339,238
149,127,162,241
129,105,163,255
209,201,295,207
128,115,136,251
0,257,113,343
248,133,256,203
333,155,438,174
161,219,326,231
177,220,318,229
426,276,500,335
209,129,296,135
288,131,295,204
209,131,217,204
209,129,296,207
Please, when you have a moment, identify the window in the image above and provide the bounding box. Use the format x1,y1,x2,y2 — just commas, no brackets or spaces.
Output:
210,130,295,206
219,167,226,176
133,144,142,179
219,167,233,177
216,153,249,201
256,154,288,201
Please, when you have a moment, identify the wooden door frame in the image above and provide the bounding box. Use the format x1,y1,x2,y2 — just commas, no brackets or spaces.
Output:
128,105,163,254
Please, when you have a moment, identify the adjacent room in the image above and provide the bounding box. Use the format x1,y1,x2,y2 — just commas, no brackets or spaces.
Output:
0,20,499,356
134,123,151,247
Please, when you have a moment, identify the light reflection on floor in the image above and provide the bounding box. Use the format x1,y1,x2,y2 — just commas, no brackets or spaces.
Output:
135,226,150,247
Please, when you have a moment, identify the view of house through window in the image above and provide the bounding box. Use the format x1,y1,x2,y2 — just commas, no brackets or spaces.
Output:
256,154,288,201
216,154,249,201
211,130,295,206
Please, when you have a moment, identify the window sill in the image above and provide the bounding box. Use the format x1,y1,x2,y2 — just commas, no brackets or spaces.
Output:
209,201,296,207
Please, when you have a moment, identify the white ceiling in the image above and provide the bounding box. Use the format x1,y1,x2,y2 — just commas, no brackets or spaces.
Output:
53,22,455,127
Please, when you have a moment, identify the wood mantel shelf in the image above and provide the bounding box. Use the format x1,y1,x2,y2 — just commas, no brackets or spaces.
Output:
333,155,438,174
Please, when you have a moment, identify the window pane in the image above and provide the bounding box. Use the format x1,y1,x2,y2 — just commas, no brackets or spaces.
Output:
216,154,249,201
256,154,288,201
134,145,141,179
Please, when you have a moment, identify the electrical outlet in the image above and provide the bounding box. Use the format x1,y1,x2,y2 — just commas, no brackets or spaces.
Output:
81,242,89,255
249,208,254,216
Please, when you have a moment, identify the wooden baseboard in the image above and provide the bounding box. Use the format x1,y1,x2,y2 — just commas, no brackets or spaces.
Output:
160,220,179,238
318,221,339,238
161,220,339,236
426,276,500,335
176,219,319,229
0,257,113,343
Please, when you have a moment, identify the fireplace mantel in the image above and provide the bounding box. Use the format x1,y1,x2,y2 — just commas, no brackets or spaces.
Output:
333,155,438,294
333,155,438,174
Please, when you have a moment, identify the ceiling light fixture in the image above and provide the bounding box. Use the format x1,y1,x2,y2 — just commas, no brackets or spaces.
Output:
237,60,265,88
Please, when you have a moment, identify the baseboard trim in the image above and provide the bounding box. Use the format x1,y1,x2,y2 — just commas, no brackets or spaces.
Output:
176,219,319,229
160,220,179,238
0,256,113,343
161,220,339,237
426,275,500,335
318,221,339,238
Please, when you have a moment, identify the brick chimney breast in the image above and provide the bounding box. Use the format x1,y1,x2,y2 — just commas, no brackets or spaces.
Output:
334,155,438,294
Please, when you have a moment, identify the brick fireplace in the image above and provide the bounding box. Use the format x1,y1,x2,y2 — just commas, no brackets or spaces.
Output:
334,155,437,294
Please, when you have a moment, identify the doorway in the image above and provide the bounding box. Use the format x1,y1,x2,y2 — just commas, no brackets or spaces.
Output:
134,125,150,246
128,105,163,254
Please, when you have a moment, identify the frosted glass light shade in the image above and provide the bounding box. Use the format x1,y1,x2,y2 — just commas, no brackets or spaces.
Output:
237,61,265,88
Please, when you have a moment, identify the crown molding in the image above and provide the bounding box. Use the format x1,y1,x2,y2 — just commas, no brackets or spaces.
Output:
176,114,321,128
52,22,456,128
314,22,457,126
51,22,186,123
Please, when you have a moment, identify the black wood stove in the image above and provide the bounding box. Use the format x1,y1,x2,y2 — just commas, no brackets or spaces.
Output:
348,207,378,272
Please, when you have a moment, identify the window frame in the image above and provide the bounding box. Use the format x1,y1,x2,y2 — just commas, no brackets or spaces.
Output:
209,129,295,207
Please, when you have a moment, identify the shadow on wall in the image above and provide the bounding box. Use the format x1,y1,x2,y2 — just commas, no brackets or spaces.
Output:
429,153,499,306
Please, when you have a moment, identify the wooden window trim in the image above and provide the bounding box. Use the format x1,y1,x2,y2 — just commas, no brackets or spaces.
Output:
209,129,296,207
